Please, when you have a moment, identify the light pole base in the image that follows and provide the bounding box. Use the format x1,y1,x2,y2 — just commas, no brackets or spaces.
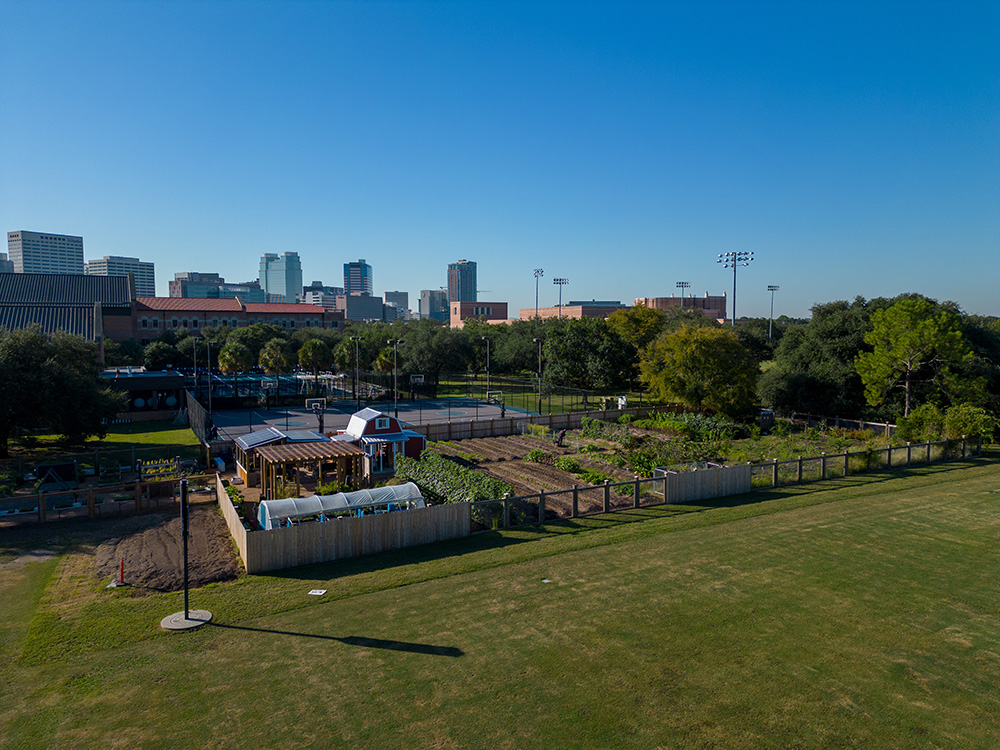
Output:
160,609,213,631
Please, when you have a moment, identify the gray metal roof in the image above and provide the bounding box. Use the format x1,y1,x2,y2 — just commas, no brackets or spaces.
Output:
234,427,286,451
0,272,133,306
0,304,95,339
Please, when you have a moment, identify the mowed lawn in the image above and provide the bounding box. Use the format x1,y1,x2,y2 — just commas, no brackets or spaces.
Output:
1,460,998,749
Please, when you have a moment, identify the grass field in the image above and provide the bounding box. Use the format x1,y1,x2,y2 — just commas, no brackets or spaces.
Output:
1,458,998,749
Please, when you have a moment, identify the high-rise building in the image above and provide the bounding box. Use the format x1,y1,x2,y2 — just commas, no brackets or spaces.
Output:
0,252,13,273
447,259,477,303
85,255,156,296
259,252,303,303
301,280,345,300
384,291,408,309
344,259,373,296
7,230,84,274
419,289,448,323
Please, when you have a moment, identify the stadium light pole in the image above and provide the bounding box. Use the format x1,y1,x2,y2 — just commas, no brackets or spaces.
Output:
717,251,754,326
768,285,780,341
532,337,543,414
553,278,569,318
388,339,403,418
676,280,690,306
350,336,361,412
534,268,544,318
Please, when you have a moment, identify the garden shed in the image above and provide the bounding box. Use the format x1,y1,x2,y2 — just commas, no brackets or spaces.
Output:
258,482,426,530
332,408,426,474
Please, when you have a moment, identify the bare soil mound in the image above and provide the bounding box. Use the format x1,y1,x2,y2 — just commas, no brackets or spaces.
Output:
95,505,240,592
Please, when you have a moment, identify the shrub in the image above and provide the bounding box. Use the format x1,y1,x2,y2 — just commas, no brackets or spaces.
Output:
579,468,611,485
553,456,581,473
943,403,997,441
524,449,545,463
896,404,944,443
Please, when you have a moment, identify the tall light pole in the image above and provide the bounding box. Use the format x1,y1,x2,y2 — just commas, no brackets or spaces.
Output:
350,335,360,412
553,278,569,318
533,268,544,319
717,251,754,326
532,337,543,414
676,280,690,306
482,335,490,396
387,339,403,418
768,285,780,341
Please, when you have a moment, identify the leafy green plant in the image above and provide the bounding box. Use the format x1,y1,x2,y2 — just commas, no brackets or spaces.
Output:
553,456,580,473
395,452,513,504
524,449,545,463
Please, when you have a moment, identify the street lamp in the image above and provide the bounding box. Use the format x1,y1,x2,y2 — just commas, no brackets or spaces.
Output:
349,336,361,412
768,285,780,341
717,251,754,326
387,339,403,418
482,335,490,396
676,280,690,306
553,278,569,318
532,337,543,414
534,268,544,319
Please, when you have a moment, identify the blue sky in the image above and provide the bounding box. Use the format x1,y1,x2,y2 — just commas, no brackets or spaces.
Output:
2,0,998,319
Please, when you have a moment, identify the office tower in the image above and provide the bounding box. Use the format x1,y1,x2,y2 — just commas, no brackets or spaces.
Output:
420,289,448,323
259,251,303,303
0,253,13,273
7,230,84,274
447,259,477,303
384,290,408,309
344,259,373,296
85,255,156,296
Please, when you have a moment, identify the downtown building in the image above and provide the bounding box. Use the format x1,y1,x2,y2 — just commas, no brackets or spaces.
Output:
7,230,84,274
344,259,373,296
259,252,303,303
85,255,156,297
419,289,448,323
447,259,477,303
169,272,269,302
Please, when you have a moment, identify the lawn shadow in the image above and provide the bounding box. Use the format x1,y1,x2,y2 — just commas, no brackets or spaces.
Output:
209,622,463,657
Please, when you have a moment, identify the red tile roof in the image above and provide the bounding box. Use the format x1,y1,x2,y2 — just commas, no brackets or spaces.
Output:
137,298,242,311
244,303,326,314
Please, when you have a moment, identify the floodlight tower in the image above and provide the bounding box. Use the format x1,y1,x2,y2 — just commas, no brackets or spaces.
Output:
553,278,569,317
676,280,690,306
768,285,780,341
533,268,544,319
349,336,361,411
717,251,754,326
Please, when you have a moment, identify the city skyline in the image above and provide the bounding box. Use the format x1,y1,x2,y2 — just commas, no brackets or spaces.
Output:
1,2,997,319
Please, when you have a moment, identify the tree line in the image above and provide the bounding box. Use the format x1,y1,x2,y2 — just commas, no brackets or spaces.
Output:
4,291,998,455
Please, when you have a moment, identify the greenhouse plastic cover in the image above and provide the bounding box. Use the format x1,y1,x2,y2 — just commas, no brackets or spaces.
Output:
258,483,425,530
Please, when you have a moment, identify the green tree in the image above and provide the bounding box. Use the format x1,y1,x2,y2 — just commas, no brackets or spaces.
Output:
218,341,255,400
259,338,290,377
0,327,124,457
298,338,331,396
543,318,632,390
607,304,666,352
143,340,181,371
855,298,971,416
640,324,758,418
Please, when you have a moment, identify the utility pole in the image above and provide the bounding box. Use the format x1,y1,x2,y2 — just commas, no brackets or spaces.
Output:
768,285,780,341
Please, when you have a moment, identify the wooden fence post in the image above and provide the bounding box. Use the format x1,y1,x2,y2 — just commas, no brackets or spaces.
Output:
962,435,967,459
572,485,578,518
538,490,545,524
662,473,669,504
797,456,803,483
926,441,931,463
633,475,640,508
886,446,892,468
844,452,849,476
821,452,826,480
87,488,95,518
906,442,911,467
603,480,610,513
771,459,778,487
37,493,46,523
503,495,510,529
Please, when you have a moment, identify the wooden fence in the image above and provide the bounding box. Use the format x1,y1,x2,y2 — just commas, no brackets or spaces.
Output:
215,475,470,574
407,405,672,442
0,474,216,526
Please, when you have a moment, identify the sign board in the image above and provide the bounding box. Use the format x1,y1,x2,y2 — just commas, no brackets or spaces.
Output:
260,380,276,391
410,374,425,385
305,398,325,410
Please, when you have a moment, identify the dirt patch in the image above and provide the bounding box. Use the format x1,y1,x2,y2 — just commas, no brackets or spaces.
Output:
95,505,240,592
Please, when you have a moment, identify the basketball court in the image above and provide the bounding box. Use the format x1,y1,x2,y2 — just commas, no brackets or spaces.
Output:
209,396,522,441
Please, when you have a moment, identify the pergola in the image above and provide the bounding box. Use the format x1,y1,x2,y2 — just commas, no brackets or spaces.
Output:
255,440,366,501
